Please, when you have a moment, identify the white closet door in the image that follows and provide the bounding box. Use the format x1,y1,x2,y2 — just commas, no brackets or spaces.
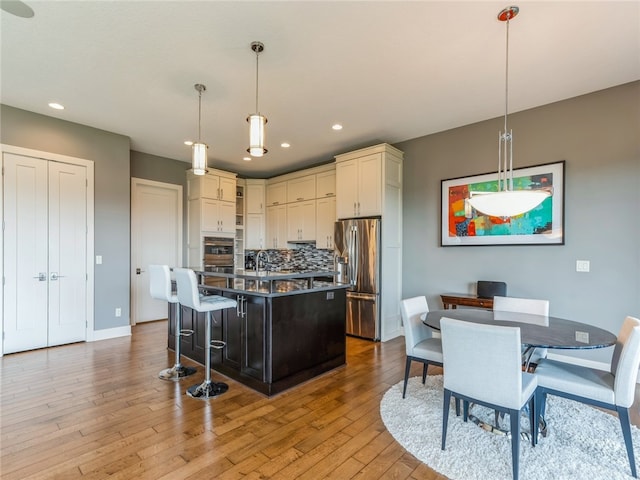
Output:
48,161,87,346
3,153,87,354
3,154,49,353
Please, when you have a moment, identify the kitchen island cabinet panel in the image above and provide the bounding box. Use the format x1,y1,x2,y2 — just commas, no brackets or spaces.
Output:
168,281,346,396
270,291,345,382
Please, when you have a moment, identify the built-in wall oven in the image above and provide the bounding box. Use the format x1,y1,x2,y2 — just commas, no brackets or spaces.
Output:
203,237,234,287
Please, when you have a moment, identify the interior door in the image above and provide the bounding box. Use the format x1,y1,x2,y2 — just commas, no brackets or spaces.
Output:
3,154,49,353
131,178,182,323
48,161,88,345
3,153,88,353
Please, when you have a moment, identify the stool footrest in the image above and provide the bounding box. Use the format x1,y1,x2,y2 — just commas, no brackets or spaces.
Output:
179,329,194,337
210,340,226,349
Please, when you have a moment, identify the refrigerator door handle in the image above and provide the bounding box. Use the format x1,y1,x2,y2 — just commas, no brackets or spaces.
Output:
347,291,377,301
351,225,359,286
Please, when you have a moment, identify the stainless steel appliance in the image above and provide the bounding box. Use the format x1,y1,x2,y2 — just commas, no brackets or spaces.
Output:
203,237,234,287
334,217,380,340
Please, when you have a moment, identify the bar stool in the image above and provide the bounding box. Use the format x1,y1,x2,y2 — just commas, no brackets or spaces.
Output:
173,268,237,400
149,264,197,381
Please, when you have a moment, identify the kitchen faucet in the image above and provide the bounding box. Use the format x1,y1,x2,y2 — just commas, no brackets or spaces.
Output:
255,250,270,273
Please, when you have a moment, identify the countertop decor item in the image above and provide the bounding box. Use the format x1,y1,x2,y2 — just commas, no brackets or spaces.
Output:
380,375,640,480
467,6,551,218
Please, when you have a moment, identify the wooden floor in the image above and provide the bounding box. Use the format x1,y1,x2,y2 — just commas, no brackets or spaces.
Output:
2,321,639,479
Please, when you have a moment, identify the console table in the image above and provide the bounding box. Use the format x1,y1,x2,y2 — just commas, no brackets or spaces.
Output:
440,293,493,310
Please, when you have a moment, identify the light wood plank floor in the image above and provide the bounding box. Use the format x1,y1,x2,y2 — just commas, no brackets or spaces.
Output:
2,321,639,479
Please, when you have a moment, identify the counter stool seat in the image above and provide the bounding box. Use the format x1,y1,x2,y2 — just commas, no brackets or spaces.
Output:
149,264,197,381
174,268,237,400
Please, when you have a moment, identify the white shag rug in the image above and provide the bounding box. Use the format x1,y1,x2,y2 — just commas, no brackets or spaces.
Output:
380,375,640,480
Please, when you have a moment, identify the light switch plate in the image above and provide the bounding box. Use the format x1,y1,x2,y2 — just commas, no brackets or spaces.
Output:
576,260,590,272
96,255,103,265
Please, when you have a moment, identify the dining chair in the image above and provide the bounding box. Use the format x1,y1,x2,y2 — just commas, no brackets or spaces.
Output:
400,296,443,399
440,317,537,480
493,295,550,366
534,316,640,478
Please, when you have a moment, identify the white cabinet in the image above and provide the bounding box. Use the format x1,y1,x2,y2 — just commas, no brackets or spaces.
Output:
266,181,287,206
335,153,381,219
266,204,288,249
246,213,265,250
246,180,265,214
315,196,336,249
187,169,235,202
245,179,266,250
287,201,316,242
187,168,237,269
287,175,316,203
316,170,336,198
190,198,235,236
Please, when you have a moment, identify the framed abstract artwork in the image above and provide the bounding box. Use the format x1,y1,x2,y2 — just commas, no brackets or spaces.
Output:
441,161,565,246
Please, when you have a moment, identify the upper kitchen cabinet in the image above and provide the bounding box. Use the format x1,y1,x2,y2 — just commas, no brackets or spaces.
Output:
245,179,266,214
316,170,336,198
187,168,236,202
286,175,316,203
335,144,403,220
266,204,288,249
245,179,266,250
316,196,336,249
266,181,287,206
287,201,316,242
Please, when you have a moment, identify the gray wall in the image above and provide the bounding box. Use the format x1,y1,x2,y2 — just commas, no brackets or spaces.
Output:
1,104,131,331
130,150,190,265
397,81,640,363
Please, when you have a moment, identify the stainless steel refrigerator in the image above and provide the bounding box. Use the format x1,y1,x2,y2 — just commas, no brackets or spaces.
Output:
334,217,380,340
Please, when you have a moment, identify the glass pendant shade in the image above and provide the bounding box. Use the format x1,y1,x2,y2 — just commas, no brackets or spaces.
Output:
192,142,207,175
468,190,550,217
247,113,267,157
467,6,551,218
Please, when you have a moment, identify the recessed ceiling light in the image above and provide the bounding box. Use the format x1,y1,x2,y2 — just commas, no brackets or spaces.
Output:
280,142,290,148
332,124,343,131
48,102,64,110
184,140,193,146
243,156,252,162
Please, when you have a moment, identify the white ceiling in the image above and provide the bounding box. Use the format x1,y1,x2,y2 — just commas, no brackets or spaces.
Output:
1,1,639,177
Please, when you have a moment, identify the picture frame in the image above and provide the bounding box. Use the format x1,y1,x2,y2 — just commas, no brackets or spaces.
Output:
441,160,565,246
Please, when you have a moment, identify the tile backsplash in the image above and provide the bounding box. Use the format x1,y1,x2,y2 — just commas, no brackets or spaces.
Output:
245,244,335,272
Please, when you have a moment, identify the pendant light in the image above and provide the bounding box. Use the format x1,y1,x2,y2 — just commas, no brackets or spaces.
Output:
247,41,267,157
192,83,208,175
467,6,550,217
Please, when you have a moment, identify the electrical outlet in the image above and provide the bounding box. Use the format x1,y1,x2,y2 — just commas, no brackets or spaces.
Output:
96,255,102,265
576,260,590,272
115,308,122,317
575,331,590,343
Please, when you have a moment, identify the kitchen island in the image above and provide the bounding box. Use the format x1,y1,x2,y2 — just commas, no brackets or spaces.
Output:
168,270,349,396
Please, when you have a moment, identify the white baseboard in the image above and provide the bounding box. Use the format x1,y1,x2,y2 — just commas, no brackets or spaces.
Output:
89,325,132,342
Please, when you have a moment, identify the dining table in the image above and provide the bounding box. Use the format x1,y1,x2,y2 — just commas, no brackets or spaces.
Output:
421,308,618,437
